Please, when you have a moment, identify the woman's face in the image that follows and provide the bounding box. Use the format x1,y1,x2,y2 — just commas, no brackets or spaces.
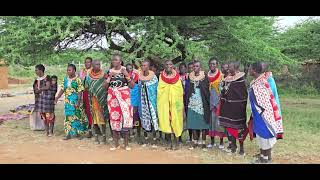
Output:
209,60,218,71
51,78,57,85
126,65,133,73
165,61,173,72
229,64,236,76
85,59,92,69
193,62,201,73
179,65,187,74
67,67,75,77
112,56,121,68
221,64,229,75
150,66,156,72
248,65,255,77
188,64,194,73
141,62,149,72
92,61,101,71
35,68,42,77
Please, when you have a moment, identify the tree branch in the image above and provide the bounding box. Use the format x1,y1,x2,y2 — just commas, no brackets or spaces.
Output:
163,34,188,64
109,39,126,52
113,29,134,43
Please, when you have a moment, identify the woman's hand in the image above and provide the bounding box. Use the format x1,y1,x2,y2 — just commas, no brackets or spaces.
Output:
75,101,80,108
109,70,117,77
121,67,129,77
54,97,59,105
35,86,41,93
106,77,111,84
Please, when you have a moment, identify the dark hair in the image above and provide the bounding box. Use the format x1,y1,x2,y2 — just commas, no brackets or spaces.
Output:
112,53,123,65
164,59,173,65
112,53,122,60
261,61,269,73
150,62,157,69
187,62,194,66
229,61,240,70
68,63,77,72
35,64,45,73
251,62,263,74
126,63,133,68
209,57,219,64
179,62,187,68
142,60,150,66
85,57,93,62
51,75,58,80
193,60,201,66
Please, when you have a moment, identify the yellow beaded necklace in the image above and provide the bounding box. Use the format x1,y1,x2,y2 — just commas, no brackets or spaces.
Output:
189,71,205,82
139,70,154,81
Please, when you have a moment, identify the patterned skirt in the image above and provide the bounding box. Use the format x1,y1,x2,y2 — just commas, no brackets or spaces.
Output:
82,90,93,125
107,86,133,131
186,89,209,130
34,92,55,113
64,105,87,136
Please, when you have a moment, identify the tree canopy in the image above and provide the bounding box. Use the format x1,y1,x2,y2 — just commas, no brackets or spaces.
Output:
273,18,320,62
0,16,295,66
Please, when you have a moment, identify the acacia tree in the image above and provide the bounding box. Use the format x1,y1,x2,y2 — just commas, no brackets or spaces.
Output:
273,18,320,62
0,16,293,66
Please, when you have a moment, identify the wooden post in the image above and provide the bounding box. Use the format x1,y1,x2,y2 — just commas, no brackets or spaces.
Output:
0,60,8,89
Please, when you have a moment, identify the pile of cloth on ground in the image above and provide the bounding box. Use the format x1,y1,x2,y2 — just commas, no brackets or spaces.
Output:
0,104,34,124
0,92,15,98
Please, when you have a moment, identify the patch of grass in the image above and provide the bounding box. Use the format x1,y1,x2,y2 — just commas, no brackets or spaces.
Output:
199,96,320,163
8,64,67,83
277,84,320,98
272,97,320,160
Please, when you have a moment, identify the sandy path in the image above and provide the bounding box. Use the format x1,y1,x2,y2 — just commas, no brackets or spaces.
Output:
0,120,201,164
0,92,200,164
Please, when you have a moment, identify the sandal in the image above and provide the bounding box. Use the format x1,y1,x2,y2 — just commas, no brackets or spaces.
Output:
207,144,213,148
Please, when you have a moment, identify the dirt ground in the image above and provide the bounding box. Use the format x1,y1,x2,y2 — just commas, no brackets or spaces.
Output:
0,85,202,164
1,84,320,164
0,126,200,164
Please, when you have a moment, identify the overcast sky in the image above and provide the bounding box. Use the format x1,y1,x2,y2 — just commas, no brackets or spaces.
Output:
276,16,319,29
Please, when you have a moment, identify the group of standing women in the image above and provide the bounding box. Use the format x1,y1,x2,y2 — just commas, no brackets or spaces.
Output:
32,54,283,163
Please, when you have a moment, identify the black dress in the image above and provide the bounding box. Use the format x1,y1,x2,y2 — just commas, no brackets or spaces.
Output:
33,75,55,113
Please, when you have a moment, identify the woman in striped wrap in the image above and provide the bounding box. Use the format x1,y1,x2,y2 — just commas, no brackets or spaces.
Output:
86,60,109,144
207,58,226,149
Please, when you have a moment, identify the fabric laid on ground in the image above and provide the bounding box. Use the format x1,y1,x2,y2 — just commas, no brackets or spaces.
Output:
0,104,35,123
10,104,34,114
0,113,29,122
0,92,15,98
